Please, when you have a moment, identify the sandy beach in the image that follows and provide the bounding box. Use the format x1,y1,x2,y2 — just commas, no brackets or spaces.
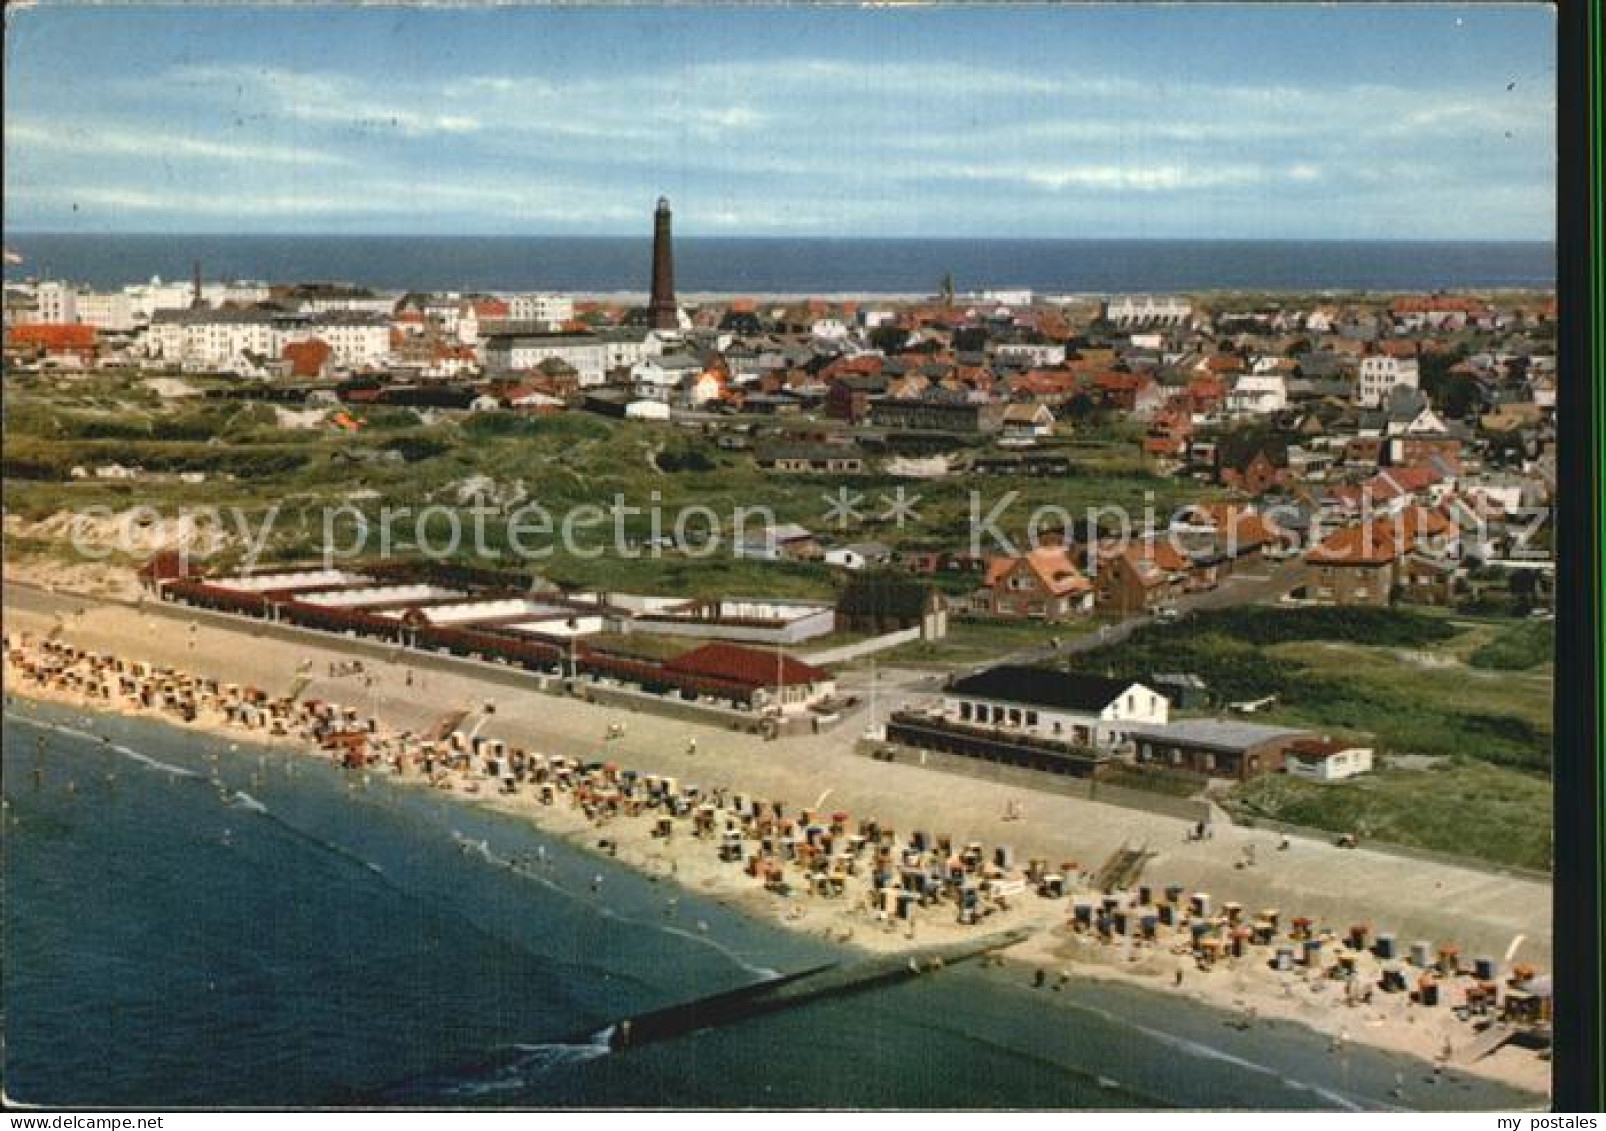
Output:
1,580,1553,1099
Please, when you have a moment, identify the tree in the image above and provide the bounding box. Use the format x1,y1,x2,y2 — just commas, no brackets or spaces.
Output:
869,325,910,354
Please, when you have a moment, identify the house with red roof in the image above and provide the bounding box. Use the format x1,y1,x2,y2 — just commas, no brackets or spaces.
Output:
1089,371,1162,415
971,546,1093,621
1143,405,1194,462
1303,507,1454,606
663,642,836,714
1173,503,1291,574
1092,540,1190,615
282,337,333,378
1219,450,1286,495
6,322,97,363
1006,367,1079,403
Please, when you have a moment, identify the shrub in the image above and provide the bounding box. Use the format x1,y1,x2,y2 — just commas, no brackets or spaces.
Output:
1469,619,1553,670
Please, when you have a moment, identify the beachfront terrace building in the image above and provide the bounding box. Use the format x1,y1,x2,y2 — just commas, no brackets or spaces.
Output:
612,597,837,645
661,642,836,715
206,569,375,594
296,584,465,610
940,666,1169,749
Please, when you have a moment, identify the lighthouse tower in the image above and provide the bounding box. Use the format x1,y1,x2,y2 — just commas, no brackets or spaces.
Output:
647,197,678,331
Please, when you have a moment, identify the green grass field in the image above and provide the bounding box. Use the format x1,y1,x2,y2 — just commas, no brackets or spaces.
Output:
1226,761,1552,871
5,377,1201,595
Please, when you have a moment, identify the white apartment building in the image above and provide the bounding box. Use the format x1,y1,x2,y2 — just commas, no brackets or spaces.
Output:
1104,295,1191,329
74,291,137,332
1358,355,1421,407
301,293,399,316
147,309,390,369
484,333,612,386
148,309,280,366
509,293,574,328
298,313,391,367
34,282,78,324
993,342,1067,367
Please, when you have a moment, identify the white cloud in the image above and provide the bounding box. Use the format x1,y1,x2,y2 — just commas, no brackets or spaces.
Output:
7,120,352,166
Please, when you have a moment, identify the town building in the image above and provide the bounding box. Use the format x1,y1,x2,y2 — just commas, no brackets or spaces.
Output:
1303,507,1453,606
662,642,835,714
1104,295,1191,329
972,547,1093,620
940,666,1169,748
509,293,574,328
1130,719,1315,780
1358,355,1421,408
755,443,866,474
1284,738,1376,782
871,392,1005,434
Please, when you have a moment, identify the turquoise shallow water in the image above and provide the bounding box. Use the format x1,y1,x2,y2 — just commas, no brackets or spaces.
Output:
1,699,1542,1109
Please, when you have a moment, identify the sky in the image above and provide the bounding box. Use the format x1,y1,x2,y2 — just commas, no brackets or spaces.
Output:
3,3,1556,240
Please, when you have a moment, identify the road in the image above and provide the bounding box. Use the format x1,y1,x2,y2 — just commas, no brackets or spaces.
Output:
967,554,1310,674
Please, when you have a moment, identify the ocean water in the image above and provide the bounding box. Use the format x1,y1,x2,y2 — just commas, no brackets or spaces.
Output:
2,700,1541,1110
1,233,1555,295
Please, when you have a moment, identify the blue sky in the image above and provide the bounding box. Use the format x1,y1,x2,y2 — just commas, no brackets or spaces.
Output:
4,4,1555,239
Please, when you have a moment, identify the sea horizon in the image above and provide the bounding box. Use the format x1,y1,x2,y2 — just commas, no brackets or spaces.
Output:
2,232,1556,296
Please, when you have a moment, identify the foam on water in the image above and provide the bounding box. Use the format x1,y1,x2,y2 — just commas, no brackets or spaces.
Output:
1075,1001,1376,1112
449,828,780,980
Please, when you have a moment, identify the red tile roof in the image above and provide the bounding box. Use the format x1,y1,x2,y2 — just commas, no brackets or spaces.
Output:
282,337,332,377
7,323,96,351
983,547,1090,597
1307,508,1450,566
665,642,832,689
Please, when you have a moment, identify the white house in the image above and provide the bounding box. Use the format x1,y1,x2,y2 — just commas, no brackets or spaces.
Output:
624,399,671,421
1284,738,1374,782
1358,356,1420,407
941,666,1169,749
1227,373,1288,415
677,369,725,408
823,542,892,571
484,332,612,385
631,353,702,402
1000,403,1056,441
